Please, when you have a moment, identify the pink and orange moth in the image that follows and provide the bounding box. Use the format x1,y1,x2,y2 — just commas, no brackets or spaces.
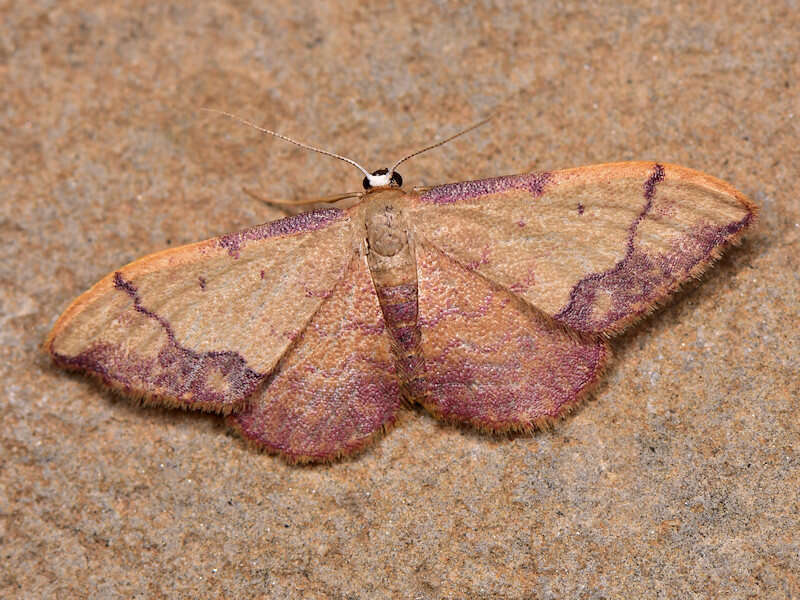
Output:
46,117,758,463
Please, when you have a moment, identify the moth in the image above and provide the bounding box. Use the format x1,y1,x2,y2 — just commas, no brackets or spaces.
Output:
46,116,757,462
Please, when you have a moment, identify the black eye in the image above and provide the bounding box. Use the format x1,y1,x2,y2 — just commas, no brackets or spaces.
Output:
390,171,403,187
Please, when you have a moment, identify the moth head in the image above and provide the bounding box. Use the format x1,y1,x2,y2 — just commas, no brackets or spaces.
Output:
362,168,403,190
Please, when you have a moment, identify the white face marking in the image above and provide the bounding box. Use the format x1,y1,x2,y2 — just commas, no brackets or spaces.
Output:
367,171,393,187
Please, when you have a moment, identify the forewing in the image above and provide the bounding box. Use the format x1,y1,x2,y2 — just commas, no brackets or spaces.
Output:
230,252,402,463
409,162,757,335
410,241,609,430
47,208,357,412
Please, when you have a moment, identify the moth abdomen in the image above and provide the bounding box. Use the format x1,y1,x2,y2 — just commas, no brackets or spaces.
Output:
364,191,424,395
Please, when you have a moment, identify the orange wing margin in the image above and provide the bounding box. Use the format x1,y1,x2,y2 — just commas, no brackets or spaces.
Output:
409,162,756,335
46,208,358,413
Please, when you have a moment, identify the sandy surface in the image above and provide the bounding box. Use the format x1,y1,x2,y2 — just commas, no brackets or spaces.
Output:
2,2,797,598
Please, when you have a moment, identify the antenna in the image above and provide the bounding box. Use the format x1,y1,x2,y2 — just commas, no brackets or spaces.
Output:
388,115,493,173
203,108,492,189
201,108,376,178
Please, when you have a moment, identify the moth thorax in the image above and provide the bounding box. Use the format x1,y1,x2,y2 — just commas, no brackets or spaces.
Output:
365,199,409,258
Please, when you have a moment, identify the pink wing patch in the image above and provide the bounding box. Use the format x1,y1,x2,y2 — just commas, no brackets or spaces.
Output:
230,253,402,462
51,272,263,411
411,242,609,430
552,165,755,333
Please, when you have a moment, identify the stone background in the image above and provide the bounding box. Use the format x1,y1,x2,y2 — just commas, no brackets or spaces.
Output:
1,2,797,598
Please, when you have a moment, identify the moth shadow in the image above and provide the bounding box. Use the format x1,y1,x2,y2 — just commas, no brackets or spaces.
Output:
418,238,756,446
46,362,227,432
410,382,603,446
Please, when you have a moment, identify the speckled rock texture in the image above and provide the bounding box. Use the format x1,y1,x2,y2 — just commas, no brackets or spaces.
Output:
1,2,797,598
